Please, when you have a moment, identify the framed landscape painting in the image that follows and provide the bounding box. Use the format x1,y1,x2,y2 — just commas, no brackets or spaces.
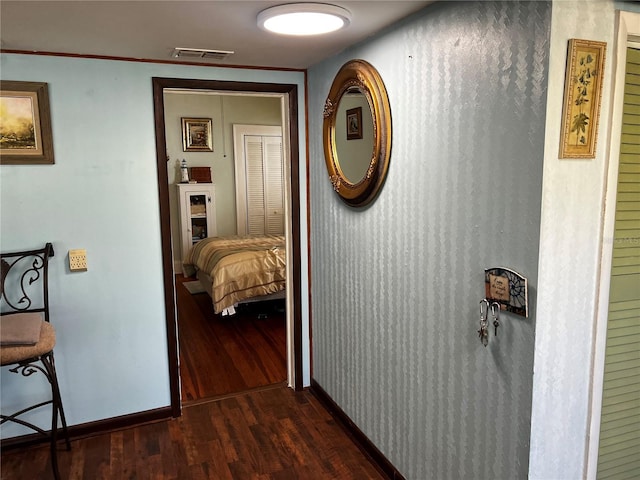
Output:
0,81,55,165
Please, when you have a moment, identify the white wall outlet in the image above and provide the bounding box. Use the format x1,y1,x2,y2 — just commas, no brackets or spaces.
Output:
69,249,87,271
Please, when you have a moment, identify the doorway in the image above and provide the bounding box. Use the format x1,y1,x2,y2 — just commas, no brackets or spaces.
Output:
152,77,303,417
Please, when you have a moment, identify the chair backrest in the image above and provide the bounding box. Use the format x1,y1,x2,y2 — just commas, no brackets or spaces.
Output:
0,243,54,323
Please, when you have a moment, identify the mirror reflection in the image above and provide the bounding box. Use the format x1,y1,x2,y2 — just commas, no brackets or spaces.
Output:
334,88,374,184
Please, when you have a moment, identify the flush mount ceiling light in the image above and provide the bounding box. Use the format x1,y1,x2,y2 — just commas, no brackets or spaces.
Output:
257,3,351,36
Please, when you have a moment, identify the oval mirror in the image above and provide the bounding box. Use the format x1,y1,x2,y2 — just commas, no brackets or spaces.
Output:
323,59,391,207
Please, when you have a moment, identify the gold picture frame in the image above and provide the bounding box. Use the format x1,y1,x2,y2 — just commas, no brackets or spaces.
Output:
0,81,55,165
181,117,213,152
559,39,606,159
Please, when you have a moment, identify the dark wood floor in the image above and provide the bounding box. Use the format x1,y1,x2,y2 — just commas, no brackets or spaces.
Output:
1,278,386,479
0,385,385,479
175,275,287,403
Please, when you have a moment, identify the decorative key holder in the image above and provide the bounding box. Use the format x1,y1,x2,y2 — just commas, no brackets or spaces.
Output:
484,267,528,318
476,268,527,348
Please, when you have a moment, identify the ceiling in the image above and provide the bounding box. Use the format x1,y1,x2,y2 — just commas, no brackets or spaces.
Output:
0,1,433,70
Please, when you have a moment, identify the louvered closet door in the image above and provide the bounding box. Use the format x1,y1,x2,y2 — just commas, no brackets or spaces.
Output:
597,47,640,480
244,135,284,235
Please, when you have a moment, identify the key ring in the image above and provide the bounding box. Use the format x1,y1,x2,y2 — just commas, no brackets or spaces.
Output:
491,302,500,336
479,299,489,320
478,299,490,347
490,302,499,319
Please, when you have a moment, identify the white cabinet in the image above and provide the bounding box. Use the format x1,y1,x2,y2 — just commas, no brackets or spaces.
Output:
176,183,216,276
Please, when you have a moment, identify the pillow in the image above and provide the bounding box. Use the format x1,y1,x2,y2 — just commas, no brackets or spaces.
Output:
0,313,43,345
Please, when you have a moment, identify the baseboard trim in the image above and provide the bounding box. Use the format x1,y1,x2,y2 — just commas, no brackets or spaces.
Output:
309,379,405,480
1,406,173,451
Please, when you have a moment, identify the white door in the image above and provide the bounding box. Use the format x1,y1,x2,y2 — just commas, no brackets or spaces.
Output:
233,125,284,235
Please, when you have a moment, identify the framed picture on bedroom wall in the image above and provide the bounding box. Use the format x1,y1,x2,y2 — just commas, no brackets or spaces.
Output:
182,117,213,152
559,38,606,159
0,81,55,165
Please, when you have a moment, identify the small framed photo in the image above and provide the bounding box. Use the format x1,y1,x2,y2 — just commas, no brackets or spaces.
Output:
182,117,213,152
559,39,606,159
346,107,362,140
0,81,55,165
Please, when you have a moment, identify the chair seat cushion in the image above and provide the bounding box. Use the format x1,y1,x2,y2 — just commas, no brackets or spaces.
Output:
0,318,56,366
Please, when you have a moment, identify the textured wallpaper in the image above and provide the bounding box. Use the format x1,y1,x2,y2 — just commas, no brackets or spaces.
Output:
307,2,550,479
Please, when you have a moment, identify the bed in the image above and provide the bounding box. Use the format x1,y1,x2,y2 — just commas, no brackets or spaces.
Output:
182,234,286,315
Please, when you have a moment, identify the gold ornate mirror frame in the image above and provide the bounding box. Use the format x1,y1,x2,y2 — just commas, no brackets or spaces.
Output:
323,59,392,207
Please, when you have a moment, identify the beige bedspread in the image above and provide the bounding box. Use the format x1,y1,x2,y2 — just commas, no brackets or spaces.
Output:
183,235,286,314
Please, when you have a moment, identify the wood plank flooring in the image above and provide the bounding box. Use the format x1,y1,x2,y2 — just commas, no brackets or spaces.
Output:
2,281,385,479
0,386,385,479
175,275,287,402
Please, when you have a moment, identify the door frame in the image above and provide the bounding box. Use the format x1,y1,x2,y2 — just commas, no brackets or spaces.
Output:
586,12,640,478
152,77,303,417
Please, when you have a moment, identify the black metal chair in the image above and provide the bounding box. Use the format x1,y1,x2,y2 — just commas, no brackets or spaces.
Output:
0,243,70,480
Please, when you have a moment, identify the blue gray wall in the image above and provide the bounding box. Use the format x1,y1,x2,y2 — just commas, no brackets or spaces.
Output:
0,54,307,437
308,2,550,478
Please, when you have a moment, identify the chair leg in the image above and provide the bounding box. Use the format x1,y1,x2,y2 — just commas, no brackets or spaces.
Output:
43,352,70,449
40,351,71,480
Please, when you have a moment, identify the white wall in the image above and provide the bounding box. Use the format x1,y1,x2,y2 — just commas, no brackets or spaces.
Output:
0,54,307,437
530,1,640,478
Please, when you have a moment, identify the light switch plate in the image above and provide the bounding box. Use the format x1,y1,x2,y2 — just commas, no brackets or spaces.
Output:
69,249,87,271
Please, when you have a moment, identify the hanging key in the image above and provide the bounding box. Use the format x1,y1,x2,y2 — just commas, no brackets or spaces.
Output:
479,299,490,347
491,302,500,336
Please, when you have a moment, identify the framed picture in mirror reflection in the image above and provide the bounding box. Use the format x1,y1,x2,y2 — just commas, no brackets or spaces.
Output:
346,106,362,140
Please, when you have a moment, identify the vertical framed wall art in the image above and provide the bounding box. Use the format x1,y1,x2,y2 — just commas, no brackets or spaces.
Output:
0,81,55,165
559,38,607,159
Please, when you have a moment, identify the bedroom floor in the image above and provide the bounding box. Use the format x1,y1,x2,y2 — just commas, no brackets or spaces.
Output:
175,274,287,403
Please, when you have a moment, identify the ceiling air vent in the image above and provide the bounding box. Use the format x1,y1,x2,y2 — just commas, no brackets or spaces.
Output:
171,48,234,61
